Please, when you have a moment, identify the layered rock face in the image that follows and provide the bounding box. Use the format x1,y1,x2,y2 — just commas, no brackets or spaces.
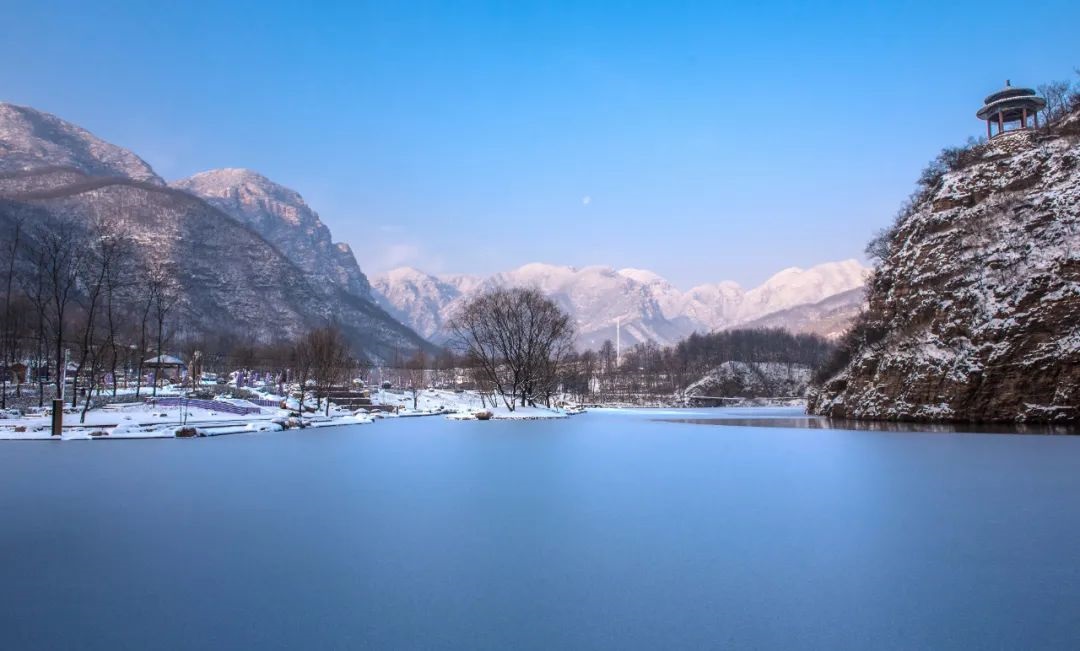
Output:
811,119,1080,423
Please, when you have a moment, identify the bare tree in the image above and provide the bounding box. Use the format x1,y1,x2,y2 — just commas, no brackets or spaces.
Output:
291,334,315,413
307,326,352,416
73,222,130,421
406,349,427,409
147,265,180,397
33,217,86,401
0,216,22,409
1038,80,1076,126
448,287,574,411
19,242,51,408
132,272,157,398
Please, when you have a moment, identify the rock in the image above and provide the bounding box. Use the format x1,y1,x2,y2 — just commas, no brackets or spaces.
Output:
811,115,1080,424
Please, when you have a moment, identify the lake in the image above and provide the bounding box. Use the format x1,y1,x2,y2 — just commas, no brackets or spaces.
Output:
2,407,1079,650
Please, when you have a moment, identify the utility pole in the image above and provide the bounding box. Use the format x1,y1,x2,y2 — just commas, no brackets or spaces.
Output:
616,317,621,368
52,348,69,436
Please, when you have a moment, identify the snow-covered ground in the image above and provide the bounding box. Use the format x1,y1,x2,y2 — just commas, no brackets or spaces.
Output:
0,387,585,440
375,388,576,420
0,396,372,441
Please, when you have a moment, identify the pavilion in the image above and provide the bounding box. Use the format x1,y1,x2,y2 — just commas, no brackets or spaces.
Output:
143,355,187,382
976,80,1046,138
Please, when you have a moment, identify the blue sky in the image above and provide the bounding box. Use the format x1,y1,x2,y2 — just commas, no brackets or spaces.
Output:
2,1,1077,287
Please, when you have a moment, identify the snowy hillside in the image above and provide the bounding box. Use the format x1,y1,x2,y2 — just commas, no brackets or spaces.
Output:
373,259,870,348
172,168,371,299
684,362,813,399
811,114,1080,423
0,102,162,184
738,287,866,340
370,267,467,337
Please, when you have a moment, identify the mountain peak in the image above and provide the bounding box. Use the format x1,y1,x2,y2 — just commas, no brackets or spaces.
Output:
173,168,307,207
381,266,435,281
618,267,669,285
0,101,163,184
172,168,371,299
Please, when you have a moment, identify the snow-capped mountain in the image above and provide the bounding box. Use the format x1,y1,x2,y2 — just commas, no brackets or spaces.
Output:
172,168,371,299
0,102,162,184
737,287,866,340
371,267,466,338
372,259,871,348
0,103,431,362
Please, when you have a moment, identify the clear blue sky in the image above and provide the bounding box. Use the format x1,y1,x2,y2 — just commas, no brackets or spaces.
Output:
2,1,1077,287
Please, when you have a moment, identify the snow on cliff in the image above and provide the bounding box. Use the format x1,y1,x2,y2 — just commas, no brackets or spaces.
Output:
685,362,813,399
811,117,1080,423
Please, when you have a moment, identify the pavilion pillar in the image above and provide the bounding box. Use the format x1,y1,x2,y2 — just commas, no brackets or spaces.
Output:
1022,107,1027,129
1034,111,1039,128
986,120,992,139
998,112,1004,135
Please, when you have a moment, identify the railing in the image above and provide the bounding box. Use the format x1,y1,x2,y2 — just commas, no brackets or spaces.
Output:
148,397,262,415
250,399,283,408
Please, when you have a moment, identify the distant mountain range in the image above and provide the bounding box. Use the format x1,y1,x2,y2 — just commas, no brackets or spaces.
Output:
0,102,431,362
372,260,870,349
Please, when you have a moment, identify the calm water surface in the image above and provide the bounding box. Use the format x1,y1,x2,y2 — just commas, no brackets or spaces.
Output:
2,408,1079,650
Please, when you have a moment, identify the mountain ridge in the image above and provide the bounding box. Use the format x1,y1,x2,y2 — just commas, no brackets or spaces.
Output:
372,259,870,348
0,102,162,184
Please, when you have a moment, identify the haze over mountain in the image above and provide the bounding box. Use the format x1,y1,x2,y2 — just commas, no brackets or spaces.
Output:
0,102,431,361
373,260,870,349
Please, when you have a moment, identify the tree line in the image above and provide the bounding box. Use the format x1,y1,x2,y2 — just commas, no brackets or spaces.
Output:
558,328,834,404
440,285,834,407
0,208,182,421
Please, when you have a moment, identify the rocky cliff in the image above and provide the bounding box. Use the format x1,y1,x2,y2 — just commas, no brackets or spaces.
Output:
811,116,1080,423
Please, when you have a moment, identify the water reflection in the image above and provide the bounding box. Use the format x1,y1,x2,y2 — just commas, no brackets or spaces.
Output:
661,415,1080,436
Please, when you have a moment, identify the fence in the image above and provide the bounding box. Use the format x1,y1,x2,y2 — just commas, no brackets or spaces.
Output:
148,397,262,416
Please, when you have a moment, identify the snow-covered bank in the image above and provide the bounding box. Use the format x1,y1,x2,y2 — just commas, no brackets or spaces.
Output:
375,388,580,420
445,406,571,421
0,387,594,440
0,399,373,441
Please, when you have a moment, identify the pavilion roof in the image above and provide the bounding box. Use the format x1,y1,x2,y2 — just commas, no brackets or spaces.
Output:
143,354,186,367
